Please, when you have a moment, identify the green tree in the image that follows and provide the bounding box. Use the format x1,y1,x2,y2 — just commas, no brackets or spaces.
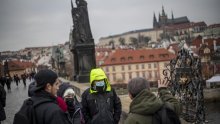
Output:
119,37,126,45
129,37,138,45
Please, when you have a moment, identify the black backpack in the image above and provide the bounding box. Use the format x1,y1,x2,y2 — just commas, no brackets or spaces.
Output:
152,104,181,124
13,97,49,124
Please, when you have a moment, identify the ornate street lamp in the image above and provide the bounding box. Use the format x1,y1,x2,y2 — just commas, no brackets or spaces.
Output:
163,47,205,123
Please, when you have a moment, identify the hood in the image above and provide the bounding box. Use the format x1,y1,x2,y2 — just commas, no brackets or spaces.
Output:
130,89,163,115
57,83,72,98
28,81,36,97
33,90,57,105
89,68,111,93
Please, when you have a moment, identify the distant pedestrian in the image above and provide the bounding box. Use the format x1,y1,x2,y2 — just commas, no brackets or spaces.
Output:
14,74,20,87
125,77,181,124
0,83,6,124
5,75,11,92
21,74,27,87
14,69,70,124
0,76,5,88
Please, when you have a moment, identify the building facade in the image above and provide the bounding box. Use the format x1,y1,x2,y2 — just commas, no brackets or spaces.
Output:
100,48,175,85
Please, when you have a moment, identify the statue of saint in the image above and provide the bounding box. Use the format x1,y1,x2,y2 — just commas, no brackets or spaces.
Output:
71,0,93,45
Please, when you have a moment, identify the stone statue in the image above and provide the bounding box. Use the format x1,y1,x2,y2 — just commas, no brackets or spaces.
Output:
70,0,96,83
71,0,93,45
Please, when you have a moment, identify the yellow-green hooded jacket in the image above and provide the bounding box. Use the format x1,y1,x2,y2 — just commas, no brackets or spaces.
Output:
89,68,111,93
81,68,122,124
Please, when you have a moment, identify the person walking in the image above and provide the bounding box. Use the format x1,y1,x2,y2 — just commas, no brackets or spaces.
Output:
0,76,5,88
13,69,70,124
81,68,122,124
21,73,27,87
5,75,11,92
124,77,181,124
57,83,85,124
14,74,20,87
0,83,6,124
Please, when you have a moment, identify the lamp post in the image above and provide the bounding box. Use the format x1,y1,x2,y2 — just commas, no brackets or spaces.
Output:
163,48,205,123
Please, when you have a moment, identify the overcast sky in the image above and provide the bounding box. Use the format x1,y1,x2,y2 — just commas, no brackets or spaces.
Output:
0,0,219,52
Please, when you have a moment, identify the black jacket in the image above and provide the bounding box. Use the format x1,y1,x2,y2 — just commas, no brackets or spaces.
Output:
32,90,70,124
57,83,85,124
81,88,122,124
0,84,6,121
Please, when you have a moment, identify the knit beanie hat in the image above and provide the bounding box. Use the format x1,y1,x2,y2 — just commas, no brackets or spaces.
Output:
34,69,58,91
63,88,75,98
57,83,76,98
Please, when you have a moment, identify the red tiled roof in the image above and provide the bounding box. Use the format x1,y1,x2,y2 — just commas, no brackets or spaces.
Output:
193,21,207,27
191,36,203,48
96,53,106,61
165,23,191,30
95,47,112,52
192,36,220,51
165,22,207,31
8,60,34,71
168,43,180,53
208,23,220,29
101,48,176,66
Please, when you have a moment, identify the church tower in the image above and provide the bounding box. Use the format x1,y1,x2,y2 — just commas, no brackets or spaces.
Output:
159,5,168,26
153,12,159,28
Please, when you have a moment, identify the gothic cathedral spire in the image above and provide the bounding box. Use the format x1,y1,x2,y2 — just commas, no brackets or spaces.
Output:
171,10,174,20
162,5,166,16
153,12,158,28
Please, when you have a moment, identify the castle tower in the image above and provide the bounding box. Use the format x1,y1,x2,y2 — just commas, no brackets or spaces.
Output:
159,5,168,26
153,12,159,28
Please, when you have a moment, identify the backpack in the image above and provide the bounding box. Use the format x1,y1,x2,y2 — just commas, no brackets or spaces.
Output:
13,97,49,124
152,104,181,124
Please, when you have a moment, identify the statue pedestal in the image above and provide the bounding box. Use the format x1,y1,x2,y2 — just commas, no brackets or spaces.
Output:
71,43,96,83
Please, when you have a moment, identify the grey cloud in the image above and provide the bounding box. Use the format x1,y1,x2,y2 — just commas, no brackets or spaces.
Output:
0,0,219,51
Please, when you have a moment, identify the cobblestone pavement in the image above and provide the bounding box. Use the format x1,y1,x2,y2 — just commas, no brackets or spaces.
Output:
2,80,32,124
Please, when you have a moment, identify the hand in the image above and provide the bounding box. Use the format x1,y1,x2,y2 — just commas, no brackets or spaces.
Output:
158,79,169,88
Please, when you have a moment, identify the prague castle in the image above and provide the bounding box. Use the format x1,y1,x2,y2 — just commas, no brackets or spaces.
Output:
153,6,190,29
98,6,209,47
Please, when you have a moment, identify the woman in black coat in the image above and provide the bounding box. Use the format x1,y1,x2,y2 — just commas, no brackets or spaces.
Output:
57,83,85,124
0,83,6,124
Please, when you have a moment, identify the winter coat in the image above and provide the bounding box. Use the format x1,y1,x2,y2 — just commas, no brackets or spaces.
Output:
81,68,122,124
124,88,181,124
31,90,70,124
0,84,6,121
57,83,84,124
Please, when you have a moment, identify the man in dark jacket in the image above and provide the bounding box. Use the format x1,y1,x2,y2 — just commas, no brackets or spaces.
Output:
13,69,70,124
81,68,122,124
0,83,6,124
125,77,181,124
